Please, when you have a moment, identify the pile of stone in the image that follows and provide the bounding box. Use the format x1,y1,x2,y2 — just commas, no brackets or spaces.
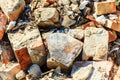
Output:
0,0,120,80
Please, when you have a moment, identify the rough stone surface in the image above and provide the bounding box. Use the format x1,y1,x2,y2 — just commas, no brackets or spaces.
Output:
94,1,116,15
67,28,84,40
46,33,83,69
62,15,76,27
83,27,108,60
0,0,26,21
16,70,26,80
8,26,46,67
34,8,59,28
72,61,113,80
0,63,21,77
0,72,15,80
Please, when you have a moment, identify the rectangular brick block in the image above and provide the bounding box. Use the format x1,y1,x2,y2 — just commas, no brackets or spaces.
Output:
94,1,116,15
0,0,25,21
83,27,108,60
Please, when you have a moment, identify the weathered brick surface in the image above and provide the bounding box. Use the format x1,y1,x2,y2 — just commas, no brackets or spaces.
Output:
46,33,83,69
8,26,46,66
83,27,108,60
15,47,32,71
106,19,120,32
72,61,113,80
0,0,25,21
94,1,116,15
0,63,21,78
0,11,7,40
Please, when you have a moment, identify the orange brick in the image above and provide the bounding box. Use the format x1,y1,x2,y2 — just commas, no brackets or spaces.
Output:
108,30,117,42
94,1,116,15
106,19,120,32
86,15,101,27
15,47,32,71
0,11,7,40
82,21,96,30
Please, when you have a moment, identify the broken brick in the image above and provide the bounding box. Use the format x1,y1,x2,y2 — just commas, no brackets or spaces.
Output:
8,26,46,66
15,47,32,71
94,1,116,15
81,21,96,30
108,30,117,42
106,19,120,32
83,27,108,60
0,0,26,21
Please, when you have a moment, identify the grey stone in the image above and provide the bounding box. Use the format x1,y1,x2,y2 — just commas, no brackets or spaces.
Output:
28,64,42,78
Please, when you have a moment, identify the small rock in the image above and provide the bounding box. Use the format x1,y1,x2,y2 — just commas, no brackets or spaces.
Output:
6,21,16,31
16,70,26,80
28,64,42,78
79,1,89,10
95,15,107,25
62,15,76,27
70,4,79,12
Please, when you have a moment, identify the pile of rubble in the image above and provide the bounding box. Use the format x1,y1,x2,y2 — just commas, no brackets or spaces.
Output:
0,0,120,80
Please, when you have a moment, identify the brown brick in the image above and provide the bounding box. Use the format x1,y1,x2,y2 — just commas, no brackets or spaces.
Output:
15,47,32,71
94,1,116,15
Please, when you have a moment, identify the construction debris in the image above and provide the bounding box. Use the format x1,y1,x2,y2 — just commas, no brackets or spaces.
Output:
0,0,120,80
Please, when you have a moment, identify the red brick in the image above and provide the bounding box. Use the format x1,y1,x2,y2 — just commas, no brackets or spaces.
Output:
15,47,32,71
0,11,7,40
108,30,117,42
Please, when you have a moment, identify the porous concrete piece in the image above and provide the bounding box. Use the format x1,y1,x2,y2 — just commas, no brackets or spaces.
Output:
83,27,108,60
